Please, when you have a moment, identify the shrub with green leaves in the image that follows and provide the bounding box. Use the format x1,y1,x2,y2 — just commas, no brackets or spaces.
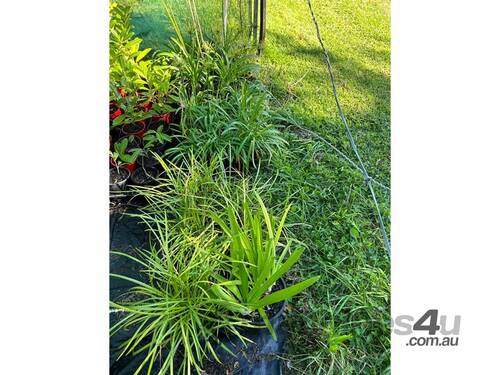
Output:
110,1,176,127
109,1,140,88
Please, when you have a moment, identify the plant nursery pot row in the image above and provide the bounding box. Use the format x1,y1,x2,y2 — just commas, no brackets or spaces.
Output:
109,165,159,192
110,133,179,176
122,121,147,137
110,114,176,144
110,136,166,170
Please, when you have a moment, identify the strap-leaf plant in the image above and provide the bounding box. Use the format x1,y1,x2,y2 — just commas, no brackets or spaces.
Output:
209,192,319,339
111,224,252,375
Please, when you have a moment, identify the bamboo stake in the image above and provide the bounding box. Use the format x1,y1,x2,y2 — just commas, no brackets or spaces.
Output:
223,0,229,42
253,0,258,42
239,0,243,30
248,0,252,38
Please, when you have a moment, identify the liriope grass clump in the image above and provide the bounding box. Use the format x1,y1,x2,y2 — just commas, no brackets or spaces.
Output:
111,224,252,374
160,1,287,170
170,83,287,170
111,157,319,375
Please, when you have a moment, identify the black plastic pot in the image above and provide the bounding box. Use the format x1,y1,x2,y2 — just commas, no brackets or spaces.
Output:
110,167,130,191
137,154,159,169
146,118,162,132
203,279,287,374
122,121,146,138
110,125,122,144
130,166,158,186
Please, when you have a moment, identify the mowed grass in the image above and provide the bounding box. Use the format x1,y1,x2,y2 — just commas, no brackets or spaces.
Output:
259,0,391,373
131,0,391,373
261,0,390,183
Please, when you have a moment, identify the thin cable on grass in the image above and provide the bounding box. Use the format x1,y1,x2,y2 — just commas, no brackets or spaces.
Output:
288,122,390,191
305,0,391,256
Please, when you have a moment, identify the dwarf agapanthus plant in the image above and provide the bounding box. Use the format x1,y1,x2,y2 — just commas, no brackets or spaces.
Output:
209,192,319,339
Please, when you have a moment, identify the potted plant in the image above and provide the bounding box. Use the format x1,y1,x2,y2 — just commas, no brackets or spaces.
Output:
137,125,172,168
143,124,171,152
110,100,151,137
109,16,176,141
110,136,142,172
121,120,147,137
209,193,320,339
109,84,154,138
109,152,131,191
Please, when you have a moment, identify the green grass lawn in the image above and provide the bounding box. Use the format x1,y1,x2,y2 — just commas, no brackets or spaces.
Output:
132,0,390,373
260,1,390,373
261,0,390,184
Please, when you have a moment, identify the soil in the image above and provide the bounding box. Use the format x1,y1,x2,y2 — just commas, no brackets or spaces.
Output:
110,168,129,184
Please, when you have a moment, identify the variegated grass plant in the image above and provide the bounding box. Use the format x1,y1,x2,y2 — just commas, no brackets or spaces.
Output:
110,224,251,375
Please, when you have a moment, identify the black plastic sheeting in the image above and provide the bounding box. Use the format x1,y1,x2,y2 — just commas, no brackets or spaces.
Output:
110,211,285,374
203,318,286,374
110,211,152,374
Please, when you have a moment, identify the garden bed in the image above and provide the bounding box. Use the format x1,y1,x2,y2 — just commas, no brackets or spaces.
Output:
109,0,390,373
110,208,287,374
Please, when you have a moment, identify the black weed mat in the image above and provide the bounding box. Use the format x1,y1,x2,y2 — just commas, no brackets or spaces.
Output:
109,209,152,374
110,209,147,302
202,321,286,375
109,207,285,374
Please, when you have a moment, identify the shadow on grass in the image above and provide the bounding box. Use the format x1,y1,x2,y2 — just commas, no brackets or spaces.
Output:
131,11,175,51
262,29,390,181
264,30,390,122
